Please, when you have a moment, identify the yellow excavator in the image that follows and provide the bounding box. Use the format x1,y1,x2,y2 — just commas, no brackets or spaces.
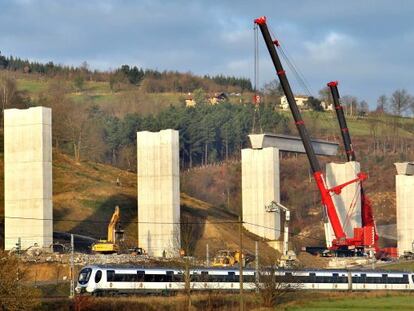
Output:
92,206,124,254
212,250,255,267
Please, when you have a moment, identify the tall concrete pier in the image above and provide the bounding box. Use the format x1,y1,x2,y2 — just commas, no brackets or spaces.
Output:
395,162,414,256
242,134,338,246
241,147,280,240
137,129,180,257
325,162,361,245
4,107,53,251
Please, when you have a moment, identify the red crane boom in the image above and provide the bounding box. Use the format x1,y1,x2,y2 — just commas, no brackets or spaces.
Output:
254,16,376,254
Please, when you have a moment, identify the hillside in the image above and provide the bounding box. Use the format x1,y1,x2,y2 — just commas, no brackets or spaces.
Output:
182,134,406,251
0,150,277,261
8,71,254,117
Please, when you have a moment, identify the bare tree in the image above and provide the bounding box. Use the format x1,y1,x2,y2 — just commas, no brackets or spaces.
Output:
341,95,359,117
389,89,413,152
376,94,388,113
318,86,333,109
0,74,17,112
177,217,198,311
390,89,412,116
255,265,301,308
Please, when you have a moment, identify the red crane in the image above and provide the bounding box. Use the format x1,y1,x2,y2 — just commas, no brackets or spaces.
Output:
327,81,378,237
254,16,376,255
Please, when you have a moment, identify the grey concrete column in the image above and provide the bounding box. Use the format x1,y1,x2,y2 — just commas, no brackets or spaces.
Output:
395,172,414,256
4,107,53,251
137,129,180,257
241,147,280,241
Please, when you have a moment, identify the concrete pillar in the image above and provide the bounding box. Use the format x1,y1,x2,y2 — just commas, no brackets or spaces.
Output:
137,129,180,257
4,107,53,251
396,174,414,256
241,148,280,241
325,162,361,243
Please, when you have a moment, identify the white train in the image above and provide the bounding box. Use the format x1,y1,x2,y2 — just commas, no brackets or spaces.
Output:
75,265,414,295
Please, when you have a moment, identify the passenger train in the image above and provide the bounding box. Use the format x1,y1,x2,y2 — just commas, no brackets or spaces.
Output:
76,265,414,295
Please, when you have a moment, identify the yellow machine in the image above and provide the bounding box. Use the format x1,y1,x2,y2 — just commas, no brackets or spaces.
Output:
92,206,124,254
212,250,254,267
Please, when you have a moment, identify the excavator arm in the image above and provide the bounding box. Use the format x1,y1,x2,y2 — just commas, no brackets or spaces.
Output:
107,206,120,243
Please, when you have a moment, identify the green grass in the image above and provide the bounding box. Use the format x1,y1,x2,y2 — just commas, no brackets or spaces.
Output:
16,78,48,94
380,260,414,271
286,295,414,310
296,111,414,138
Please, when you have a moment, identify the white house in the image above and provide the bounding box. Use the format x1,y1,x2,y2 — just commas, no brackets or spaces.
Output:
280,95,333,111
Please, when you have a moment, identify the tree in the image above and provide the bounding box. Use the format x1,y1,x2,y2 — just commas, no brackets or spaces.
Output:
0,252,41,310
0,74,17,113
358,100,369,116
305,96,323,111
376,94,388,113
262,79,283,97
341,95,359,116
0,51,8,69
256,265,301,308
192,88,207,106
0,74,30,125
73,75,85,92
390,89,412,116
318,86,333,110
263,79,283,107
388,89,413,152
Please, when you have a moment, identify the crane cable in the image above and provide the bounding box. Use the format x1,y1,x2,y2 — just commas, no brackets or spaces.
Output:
267,25,313,97
342,179,361,233
267,25,339,140
252,24,262,134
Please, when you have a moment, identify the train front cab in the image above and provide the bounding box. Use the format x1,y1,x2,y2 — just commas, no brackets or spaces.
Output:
76,266,103,294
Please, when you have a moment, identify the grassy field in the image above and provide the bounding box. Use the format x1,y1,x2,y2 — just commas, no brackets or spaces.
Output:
286,294,414,310
35,292,414,311
380,260,414,271
16,78,48,94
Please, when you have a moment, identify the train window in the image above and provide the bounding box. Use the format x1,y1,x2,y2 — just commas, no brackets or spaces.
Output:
227,272,237,283
154,274,167,282
403,275,409,284
173,273,184,282
137,271,145,282
107,270,115,282
244,274,255,283
166,271,174,282
78,268,92,285
191,273,201,282
308,273,316,283
412,275,414,283
94,270,102,283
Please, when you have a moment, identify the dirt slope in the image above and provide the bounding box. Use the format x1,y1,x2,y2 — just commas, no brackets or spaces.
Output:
1,150,277,261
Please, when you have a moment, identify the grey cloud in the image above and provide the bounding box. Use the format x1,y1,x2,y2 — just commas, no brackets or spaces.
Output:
1,0,414,105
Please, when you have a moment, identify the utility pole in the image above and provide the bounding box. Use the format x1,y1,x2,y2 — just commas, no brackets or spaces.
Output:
70,234,74,299
239,216,244,311
206,243,210,267
16,237,21,287
255,241,259,292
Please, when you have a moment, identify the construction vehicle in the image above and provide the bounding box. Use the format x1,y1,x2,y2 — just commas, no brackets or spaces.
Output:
254,16,377,256
92,206,124,254
327,82,380,253
212,250,255,267
265,201,297,267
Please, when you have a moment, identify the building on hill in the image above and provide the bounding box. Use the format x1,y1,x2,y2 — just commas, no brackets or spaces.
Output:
185,92,228,107
280,95,333,111
209,92,228,105
185,98,196,107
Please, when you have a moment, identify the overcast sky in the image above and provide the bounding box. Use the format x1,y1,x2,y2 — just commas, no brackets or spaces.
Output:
1,0,414,106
